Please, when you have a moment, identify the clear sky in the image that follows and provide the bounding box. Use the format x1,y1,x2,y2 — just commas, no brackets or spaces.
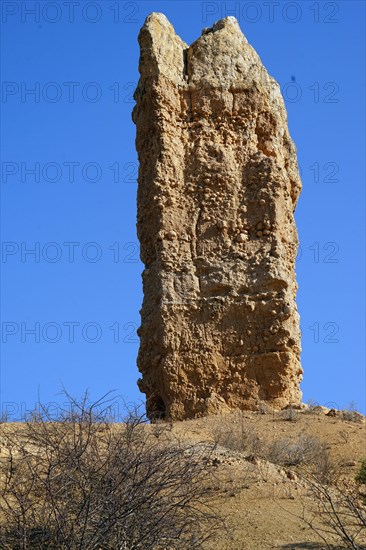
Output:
1,0,365,419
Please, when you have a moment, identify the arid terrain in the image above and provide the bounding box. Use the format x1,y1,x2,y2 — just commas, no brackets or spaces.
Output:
160,406,366,549
1,405,365,549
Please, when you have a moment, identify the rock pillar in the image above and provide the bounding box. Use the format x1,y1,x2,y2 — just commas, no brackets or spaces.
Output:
133,14,302,420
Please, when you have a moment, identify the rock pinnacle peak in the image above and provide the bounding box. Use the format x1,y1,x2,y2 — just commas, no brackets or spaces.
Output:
201,16,244,38
212,15,241,31
144,12,170,27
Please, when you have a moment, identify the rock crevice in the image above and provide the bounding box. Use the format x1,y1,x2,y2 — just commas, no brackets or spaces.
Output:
133,13,302,420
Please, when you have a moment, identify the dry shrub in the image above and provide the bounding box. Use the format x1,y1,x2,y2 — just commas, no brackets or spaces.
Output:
299,475,366,549
341,410,364,423
267,434,326,468
256,401,273,415
280,406,300,422
211,413,263,457
339,430,350,444
0,392,221,549
340,402,364,423
356,459,366,487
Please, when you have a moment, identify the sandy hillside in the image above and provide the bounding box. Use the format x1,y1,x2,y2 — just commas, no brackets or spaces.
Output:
159,407,366,549
1,406,365,549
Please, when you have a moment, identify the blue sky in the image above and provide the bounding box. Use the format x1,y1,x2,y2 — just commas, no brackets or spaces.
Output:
1,0,365,418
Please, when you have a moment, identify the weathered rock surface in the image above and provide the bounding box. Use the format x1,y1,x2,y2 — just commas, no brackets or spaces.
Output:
133,13,302,420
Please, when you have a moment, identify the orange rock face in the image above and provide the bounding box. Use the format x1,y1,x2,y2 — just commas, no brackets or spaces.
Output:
133,14,302,420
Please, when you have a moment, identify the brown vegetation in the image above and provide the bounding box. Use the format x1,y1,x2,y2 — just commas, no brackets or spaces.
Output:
1,397,365,549
0,394,221,549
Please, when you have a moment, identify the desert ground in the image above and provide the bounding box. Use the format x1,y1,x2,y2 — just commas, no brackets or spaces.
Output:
162,406,366,549
1,405,365,549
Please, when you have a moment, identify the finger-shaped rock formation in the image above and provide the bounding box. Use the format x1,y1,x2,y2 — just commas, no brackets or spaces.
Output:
133,13,302,420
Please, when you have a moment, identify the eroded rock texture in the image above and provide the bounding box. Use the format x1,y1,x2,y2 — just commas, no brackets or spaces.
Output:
133,14,302,420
